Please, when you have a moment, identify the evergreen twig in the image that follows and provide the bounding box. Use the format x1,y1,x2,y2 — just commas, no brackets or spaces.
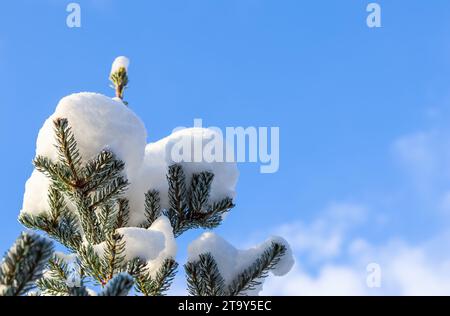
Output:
227,242,287,296
0,233,53,296
184,253,225,296
142,190,161,228
110,67,129,101
37,256,71,296
100,273,134,296
164,164,235,236
131,258,178,296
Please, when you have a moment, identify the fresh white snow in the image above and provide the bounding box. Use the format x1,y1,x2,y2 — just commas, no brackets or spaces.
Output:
116,227,165,262
35,92,147,175
20,170,51,216
23,92,238,227
116,215,177,266
54,251,77,264
110,56,130,74
144,216,177,277
127,128,239,226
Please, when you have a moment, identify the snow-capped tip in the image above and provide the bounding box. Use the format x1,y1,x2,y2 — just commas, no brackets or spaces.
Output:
111,56,130,74
187,232,294,295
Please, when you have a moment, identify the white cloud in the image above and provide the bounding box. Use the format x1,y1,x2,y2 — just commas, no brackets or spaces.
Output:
261,116,450,296
275,202,368,262
263,245,439,296
166,198,450,296
263,225,450,296
391,126,450,219
262,263,366,296
393,131,439,178
392,129,450,192
263,123,450,295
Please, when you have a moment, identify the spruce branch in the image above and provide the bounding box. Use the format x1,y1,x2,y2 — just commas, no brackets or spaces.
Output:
37,278,69,296
83,150,126,194
132,258,178,296
45,256,71,281
197,197,234,228
48,143,130,284
0,233,53,296
33,156,73,193
37,256,71,296
19,183,82,252
16,106,251,296
98,204,115,239
53,118,82,184
132,264,152,296
89,177,128,210
188,171,214,214
19,212,82,252
198,253,225,296
126,258,146,278
163,164,235,236
227,242,287,296
166,164,188,234
32,119,128,247
101,232,126,282
179,197,234,233
114,199,130,229
184,253,225,296
147,258,178,296
98,198,129,242
73,192,102,244
48,185,67,224
100,273,134,296
184,259,204,296
55,212,83,250
142,190,161,228
77,244,105,286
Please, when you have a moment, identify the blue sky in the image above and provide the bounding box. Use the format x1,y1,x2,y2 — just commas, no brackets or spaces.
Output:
2,0,450,295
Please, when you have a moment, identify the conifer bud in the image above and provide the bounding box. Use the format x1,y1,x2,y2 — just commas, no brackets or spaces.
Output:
110,56,130,101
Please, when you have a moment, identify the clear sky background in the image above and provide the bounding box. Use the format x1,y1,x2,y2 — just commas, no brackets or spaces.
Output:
2,0,450,295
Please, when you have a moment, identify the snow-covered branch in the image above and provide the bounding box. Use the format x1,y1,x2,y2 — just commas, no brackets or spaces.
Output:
4,56,293,296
